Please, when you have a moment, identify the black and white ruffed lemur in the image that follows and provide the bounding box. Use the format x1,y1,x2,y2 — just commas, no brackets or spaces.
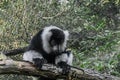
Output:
23,26,73,80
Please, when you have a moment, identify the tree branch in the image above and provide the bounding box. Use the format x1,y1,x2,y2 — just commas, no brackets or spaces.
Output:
42,10,68,20
0,60,119,80
1,48,120,80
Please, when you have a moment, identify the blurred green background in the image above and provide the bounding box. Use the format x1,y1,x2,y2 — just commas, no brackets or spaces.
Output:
0,0,120,80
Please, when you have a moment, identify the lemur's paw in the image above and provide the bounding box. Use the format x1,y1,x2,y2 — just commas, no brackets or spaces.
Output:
58,61,71,75
33,58,47,69
62,65,71,75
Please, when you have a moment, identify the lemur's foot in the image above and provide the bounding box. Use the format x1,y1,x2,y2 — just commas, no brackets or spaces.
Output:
33,58,47,69
58,61,71,75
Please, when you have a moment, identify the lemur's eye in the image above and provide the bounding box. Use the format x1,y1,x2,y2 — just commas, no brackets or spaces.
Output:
50,40,56,47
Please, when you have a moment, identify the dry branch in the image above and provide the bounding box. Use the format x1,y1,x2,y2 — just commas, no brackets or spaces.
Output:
42,10,68,20
0,60,119,80
1,48,120,80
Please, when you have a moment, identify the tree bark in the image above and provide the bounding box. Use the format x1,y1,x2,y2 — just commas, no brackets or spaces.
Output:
0,60,119,80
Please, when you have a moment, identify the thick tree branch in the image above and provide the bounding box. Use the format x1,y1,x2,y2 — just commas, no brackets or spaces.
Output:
1,48,120,80
0,60,119,80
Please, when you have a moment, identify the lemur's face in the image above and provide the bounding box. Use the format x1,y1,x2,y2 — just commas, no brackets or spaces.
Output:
49,29,65,53
42,26,69,54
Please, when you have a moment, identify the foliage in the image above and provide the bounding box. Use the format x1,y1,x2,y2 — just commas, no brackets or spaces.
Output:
0,0,120,79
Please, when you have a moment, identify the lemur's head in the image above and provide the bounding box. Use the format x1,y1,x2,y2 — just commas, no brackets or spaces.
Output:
41,26,69,54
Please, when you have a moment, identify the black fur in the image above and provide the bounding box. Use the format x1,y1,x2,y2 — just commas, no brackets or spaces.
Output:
49,29,65,46
27,29,46,54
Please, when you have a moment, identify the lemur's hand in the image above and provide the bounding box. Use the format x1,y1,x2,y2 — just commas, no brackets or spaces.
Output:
58,61,71,75
33,58,47,69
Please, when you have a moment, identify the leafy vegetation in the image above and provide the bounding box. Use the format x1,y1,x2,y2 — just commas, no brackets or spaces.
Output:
0,0,120,79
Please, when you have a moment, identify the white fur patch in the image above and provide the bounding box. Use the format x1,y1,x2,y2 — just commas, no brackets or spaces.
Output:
55,52,73,65
67,53,73,65
55,54,68,64
64,30,69,41
53,45,58,51
23,50,43,63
